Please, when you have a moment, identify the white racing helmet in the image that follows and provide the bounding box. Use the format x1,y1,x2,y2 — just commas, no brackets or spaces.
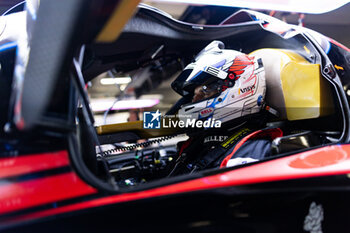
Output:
171,41,266,125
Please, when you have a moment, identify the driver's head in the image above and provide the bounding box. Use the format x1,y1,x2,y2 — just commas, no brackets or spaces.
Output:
171,40,266,125
192,84,220,103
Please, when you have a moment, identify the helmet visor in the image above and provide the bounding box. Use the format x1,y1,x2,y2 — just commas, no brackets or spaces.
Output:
192,83,221,103
171,69,220,97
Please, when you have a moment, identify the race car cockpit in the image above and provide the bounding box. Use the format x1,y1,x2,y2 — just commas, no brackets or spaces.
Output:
1,0,350,192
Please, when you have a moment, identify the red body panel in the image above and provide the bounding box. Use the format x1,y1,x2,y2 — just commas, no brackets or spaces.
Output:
4,144,350,224
0,172,97,215
0,151,97,216
0,151,70,179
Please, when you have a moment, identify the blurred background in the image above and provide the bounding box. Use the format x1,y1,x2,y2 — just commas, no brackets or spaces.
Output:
2,0,350,126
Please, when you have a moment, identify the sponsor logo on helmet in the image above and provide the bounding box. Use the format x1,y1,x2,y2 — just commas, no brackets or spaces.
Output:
239,84,255,94
200,107,214,118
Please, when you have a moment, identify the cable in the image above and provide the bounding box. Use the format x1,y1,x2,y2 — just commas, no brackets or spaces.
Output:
78,44,85,67
102,96,121,125
102,70,125,125
102,66,150,125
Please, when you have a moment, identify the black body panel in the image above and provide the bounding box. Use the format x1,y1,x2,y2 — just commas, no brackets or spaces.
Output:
2,175,350,233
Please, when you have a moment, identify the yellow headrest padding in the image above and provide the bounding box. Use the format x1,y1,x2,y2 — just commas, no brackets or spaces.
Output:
282,61,322,120
280,51,333,120
250,49,333,121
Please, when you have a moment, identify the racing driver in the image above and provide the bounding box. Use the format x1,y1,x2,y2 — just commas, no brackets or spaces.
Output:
168,40,283,176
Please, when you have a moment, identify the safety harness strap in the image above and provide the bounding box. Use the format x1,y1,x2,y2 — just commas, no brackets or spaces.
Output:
194,127,252,170
220,128,283,167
